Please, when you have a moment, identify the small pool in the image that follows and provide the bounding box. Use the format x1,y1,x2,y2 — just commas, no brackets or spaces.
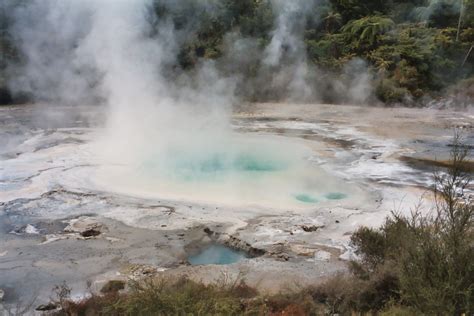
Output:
325,192,347,200
188,244,248,265
294,192,348,204
295,194,319,203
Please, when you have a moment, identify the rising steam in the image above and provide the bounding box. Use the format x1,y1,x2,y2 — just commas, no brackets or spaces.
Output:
7,0,376,165
4,0,365,207
9,0,239,167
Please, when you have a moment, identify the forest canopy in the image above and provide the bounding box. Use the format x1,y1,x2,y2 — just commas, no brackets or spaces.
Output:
0,0,473,105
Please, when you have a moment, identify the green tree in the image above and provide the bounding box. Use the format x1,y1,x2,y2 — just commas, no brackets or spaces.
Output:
342,16,395,49
465,0,474,27
322,11,343,34
330,0,391,22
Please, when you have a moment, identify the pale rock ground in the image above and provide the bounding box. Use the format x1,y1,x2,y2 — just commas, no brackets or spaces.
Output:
0,103,472,311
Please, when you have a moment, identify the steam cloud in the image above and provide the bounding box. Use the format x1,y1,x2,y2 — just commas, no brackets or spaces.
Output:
7,0,375,167
4,0,371,206
262,0,318,102
413,0,462,22
9,0,241,165
8,0,376,107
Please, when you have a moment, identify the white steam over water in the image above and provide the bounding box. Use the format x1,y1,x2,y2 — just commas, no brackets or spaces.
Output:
5,0,364,208
11,0,234,170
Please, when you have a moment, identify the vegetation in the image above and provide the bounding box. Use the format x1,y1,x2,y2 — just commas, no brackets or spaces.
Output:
153,0,474,104
0,2,15,104
39,133,472,315
336,132,473,315
1,0,473,105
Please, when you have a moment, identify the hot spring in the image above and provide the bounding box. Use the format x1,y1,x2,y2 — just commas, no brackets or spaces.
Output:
188,244,249,265
94,134,356,208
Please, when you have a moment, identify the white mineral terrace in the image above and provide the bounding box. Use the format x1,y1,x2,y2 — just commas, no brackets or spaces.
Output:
0,103,472,304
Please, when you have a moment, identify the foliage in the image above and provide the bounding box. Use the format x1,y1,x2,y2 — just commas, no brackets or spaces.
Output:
54,277,324,316
348,132,474,314
0,0,473,105
465,0,474,27
329,0,391,22
341,16,395,49
375,78,410,103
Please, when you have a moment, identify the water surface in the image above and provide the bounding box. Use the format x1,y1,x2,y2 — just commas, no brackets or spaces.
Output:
188,244,248,265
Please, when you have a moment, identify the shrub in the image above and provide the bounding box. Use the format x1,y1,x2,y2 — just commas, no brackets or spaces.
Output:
375,78,410,103
347,131,473,314
380,304,419,316
396,132,474,315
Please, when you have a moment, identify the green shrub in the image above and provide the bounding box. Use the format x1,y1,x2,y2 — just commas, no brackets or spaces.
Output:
380,304,419,316
103,277,246,315
375,79,410,103
347,132,474,315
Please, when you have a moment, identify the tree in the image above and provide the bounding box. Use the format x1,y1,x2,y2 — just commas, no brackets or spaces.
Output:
341,16,395,49
464,0,474,27
456,0,465,41
330,0,391,22
322,11,342,34
413,0,462,28
398,132,473,314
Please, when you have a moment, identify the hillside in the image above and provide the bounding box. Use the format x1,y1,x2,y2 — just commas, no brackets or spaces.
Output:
0,0,473,106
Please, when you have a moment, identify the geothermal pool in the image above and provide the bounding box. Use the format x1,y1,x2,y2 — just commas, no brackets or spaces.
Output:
188,244,249,265
93,135,358,208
